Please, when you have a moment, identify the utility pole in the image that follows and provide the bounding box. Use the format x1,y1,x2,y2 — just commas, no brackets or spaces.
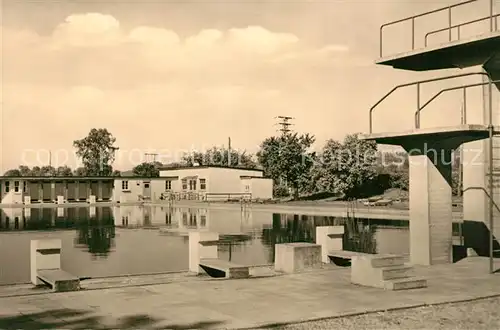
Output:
144,153,158,163
228,137,232,167
275,116,294,135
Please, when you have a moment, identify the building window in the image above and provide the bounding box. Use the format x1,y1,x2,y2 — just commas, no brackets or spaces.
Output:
14,181,20,193
182,179,187,190
189,213,197,226
200,215,206,227
189,179,197,191
122,181,129,190
165,180,172,190
23,182,27,193
5,182,9,193
245,185,250,192
200,179,206,190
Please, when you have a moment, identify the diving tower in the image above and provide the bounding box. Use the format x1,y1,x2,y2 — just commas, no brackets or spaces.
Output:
363,0,500,271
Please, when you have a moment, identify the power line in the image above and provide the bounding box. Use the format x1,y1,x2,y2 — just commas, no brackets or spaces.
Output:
275,116,295,135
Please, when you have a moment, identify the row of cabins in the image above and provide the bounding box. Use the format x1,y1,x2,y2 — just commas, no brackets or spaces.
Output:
0,166,273,205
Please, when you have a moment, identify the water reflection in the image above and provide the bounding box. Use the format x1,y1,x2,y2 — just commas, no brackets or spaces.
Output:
74,207,116,258
261,214,377,261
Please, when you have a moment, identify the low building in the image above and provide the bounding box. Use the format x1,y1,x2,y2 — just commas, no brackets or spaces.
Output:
0,166,274,205
112,166,273,202
0,177,115,205
158,165,273,201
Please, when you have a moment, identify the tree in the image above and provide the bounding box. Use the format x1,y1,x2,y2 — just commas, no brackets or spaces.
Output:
73,128,118,176
182,147,257,168
73,167,87,176
132,162,163,177
257,132,315,199
56,166,73,177
376,151,409,191
40,166,57,176
3,169,21,176
312,133,379,199
4,165,35,176
31,166,42,176
19,165,32,176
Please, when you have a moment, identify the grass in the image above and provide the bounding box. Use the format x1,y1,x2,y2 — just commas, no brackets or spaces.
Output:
262,297,500,329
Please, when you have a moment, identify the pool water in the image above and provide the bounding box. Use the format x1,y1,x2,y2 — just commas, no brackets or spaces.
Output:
0,205,420,285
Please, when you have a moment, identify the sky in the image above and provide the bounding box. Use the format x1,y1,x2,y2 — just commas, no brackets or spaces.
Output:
0,0,498,171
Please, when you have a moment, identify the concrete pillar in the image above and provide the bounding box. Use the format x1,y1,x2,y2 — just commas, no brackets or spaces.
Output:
87,181,92,202
50,182,56,202
30,239,62,285
315,226,344,263
406,144,453,265
188,232,219,274
462,63,500,256
38,184,43,203
98,181,103,201
57,207,64,218
64,182,69,202
89,206,96,218
75,181,80,201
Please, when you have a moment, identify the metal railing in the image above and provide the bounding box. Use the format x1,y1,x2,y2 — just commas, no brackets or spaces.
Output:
369,71,491,134
415,79,499,128
462,186,498,274
425,13,500,46
379,0,496,58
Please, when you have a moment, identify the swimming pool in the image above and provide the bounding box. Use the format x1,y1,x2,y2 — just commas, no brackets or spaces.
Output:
0,205,416,285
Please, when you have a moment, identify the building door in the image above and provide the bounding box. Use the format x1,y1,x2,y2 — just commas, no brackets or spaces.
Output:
143,182,151,199
30,182,40,202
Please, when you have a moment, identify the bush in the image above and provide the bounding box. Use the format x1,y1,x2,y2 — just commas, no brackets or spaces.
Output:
273,184,290,198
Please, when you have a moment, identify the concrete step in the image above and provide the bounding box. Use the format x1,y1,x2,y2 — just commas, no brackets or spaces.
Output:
380,265,412,280
383,277,427,291
370,255,405,268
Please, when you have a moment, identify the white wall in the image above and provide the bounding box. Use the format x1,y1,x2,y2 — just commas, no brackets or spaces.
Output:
207,167,263,194
0,179,25,205
249,178,273,200
112,178,142,202
160,167,264,196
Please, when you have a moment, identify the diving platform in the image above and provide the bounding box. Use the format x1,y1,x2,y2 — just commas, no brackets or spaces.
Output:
36,269,80,292
377,31,500,71
362,125,499,266
362,124,497,147
30,239,80,292
369,0,500,272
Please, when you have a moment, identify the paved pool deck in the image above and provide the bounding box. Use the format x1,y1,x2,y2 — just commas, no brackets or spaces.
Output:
0,257,499,329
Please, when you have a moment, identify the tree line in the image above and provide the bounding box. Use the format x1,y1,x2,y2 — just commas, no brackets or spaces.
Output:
3,128,462,199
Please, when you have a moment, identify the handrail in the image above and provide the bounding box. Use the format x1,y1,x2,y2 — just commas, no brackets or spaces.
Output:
379,0,477,57
369,71,490,133
415,79,500,128
425,14,500,47
462,186,497,274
